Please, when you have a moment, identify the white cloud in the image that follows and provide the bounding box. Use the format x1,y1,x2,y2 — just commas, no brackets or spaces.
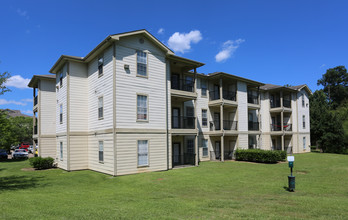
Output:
4,75,31,89
16,8,29,20
158,28,164,34
0,99,26,106
168,30,202,53
21,98,33,102
320,64,326,68
215,39,245,63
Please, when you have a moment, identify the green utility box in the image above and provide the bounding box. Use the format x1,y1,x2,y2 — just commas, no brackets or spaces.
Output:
288,161,294,168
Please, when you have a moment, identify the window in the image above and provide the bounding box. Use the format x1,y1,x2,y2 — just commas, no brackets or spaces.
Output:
201,80,207,96
137,51,147,77
98,55,103,76
138,140,148,166
202,139,208,157
137,95,148,121
60,104,63,124
202,109,207,127
98,97,103,119
99,141,104,162
59,71,63,87
303,137,306,150
302,94,305,107
302,115,305,129
60,142,63,161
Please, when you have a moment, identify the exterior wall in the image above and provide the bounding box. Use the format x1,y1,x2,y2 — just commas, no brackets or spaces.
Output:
56,136,68,170
88,46,114,131
70,135,88,170
196,77,210,133
39,137,56,158
116,133,167,176
39,80,56,135
56,63,68,134
237,81,247,132
88,133,114,175
115,40,167,130
69,62,88,132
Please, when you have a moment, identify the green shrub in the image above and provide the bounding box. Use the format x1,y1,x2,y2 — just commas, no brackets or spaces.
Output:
29,157,54,170
235,149,286,163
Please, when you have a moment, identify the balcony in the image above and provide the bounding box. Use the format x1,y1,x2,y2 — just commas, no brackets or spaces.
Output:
283,123,292,131
270,124,282,131
34,125,38,135
248,122,259,131
248,94,259,104
172,116,195,129
171,79,194,92
209,90,220,101
34,96,38,106
223,120,238,130
223,90,236,101
270,100,281,108
210,121,220,131
283,99,291,108
172,153,195,166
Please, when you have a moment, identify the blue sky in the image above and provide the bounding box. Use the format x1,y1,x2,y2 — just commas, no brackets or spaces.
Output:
1,0,347,115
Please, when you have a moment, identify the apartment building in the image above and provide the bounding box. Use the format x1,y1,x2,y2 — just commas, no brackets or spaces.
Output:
28,75,56,158
29,29,311,176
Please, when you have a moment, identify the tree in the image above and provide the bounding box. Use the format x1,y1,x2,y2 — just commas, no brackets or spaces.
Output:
310,90,346,153
9,116,33,146
0,111,13,151
0,71,11,95
317,66,348,109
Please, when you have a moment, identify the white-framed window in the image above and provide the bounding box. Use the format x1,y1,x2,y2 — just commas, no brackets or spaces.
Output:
59,71,63,87
302,94,305,107
201,80,207,96
138,140,148,166
137,95,148,121
60,142,63,161
137,51,147,77
303,137,306,150
202,139,208,157
99,141,104,162
98,96,103,119
60,104,63,124
202,109,208,127
98,55,104,76
302,115,305,129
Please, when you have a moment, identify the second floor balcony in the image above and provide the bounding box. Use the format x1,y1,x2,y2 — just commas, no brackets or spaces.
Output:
248,122,259,131
248,94,259,105
34,96,38,106
270,123,292,131
171,78,194,93
34,125,38,135
283,99,291,108
209,90,236,102
172,116,195,129
210,120,237,131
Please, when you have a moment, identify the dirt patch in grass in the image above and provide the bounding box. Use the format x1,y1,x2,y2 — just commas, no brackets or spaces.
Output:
21,167,36,171
295,170,309,174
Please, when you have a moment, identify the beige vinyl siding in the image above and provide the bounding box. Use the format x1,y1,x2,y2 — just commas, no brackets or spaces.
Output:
56,137,68,170
196,77,210,133
115,43,166,129
69,136,88,170
237,81,248,131
117,35,164,56
116,133,167,176
87,46,114,131
56,63,68,133
39,137,56,158
88,133,114,175
166,59,172,169
297,90,310,133
39,80,56,135
198,134,210,161
69,62,88,132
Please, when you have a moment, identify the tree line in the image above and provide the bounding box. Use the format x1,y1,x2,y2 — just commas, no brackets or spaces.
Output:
310,66,348,153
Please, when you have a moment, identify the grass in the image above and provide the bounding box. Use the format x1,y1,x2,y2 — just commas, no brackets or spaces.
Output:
1,153,348,219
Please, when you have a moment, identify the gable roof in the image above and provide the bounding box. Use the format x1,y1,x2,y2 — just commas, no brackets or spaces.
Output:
28,74,56,88
208,72,264,86
260,83,312,94
50,29,177,74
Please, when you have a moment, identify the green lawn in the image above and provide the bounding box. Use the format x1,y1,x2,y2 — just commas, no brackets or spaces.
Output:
1,153,348,219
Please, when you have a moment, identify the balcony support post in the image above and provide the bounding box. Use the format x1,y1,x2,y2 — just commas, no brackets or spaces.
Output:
219,77,223,101
221,135,224,162
281,135,284,151
280,90,283,108
195,134,198,166
281,111,284,132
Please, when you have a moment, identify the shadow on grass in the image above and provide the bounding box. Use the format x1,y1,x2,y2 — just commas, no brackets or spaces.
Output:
0,158,29,163
0,175,45,192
